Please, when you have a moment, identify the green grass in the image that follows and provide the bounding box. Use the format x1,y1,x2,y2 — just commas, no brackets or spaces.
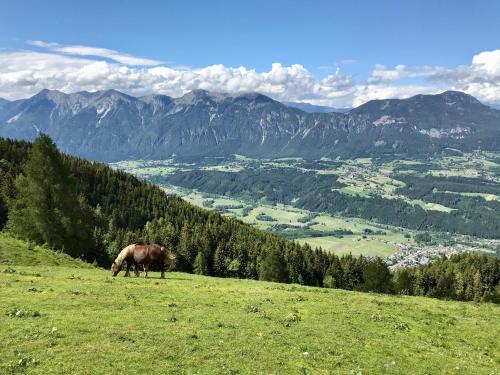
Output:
242,205,305,225
1,235,499,374
440,191,500,202
0,234,92,268
295,235,400,256
309,215,391,234
409,199,456,213
335,186,371,198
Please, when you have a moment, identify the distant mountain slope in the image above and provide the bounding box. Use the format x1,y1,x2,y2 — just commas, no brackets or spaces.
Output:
0,89,498,161
284,101,348,113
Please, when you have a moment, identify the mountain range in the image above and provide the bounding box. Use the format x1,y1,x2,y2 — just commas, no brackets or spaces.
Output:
0,89,499,161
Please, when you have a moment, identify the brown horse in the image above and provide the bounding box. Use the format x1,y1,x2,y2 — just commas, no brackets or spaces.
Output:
111,244,176,278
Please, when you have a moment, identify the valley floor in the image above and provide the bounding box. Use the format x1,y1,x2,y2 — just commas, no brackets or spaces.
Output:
1,237,499,374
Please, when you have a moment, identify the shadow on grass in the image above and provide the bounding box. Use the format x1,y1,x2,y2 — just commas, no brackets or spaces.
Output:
116,275,192,281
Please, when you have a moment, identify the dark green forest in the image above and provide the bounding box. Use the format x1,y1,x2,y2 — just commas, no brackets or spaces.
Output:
0,136,498,303
162,169,500,238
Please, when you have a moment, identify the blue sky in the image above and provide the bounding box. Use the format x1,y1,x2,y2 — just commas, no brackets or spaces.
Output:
0,0,499,106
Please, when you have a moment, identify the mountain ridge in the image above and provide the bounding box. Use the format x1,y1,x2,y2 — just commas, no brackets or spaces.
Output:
0,89,498,161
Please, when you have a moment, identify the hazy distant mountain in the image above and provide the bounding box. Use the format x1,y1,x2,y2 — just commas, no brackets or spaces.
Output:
0,89,498,161
0,98,9,108
284,102,350,113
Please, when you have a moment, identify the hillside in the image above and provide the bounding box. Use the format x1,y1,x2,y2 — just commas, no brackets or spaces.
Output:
0,137,372,291
0,235,499,374
0,89,499,161
0,233,91,268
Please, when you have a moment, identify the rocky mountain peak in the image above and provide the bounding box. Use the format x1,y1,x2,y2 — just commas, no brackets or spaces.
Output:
438,90,482,106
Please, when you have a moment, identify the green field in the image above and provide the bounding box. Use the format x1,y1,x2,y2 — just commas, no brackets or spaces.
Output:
242,205,305,225
295,235,407,257
1,234,499,374
309,215,389,234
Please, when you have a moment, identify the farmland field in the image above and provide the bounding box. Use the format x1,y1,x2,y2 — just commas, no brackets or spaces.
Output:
1,234,499,374
295,233,408,257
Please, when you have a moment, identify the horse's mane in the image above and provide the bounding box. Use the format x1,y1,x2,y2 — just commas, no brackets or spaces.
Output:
114,245,135,267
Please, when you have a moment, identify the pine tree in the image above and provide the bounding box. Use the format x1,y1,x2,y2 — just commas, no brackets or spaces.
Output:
393,268,413,295
356,257,393,293
193,251,208,275
259,246,289,283
472,270,483,301
213,243,228,276
7,134,94,258
178,223,195,271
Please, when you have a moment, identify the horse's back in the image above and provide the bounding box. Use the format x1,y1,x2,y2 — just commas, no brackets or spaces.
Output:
133,244,163,263
131,245,146,262
148,244,164,261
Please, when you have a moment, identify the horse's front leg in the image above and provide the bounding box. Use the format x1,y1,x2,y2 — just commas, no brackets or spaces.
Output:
124,261,131,277
134,262,140,277
143,264,149,278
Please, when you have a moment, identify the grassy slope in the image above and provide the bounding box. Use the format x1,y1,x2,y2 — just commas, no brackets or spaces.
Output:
0,234,92,268
0,234,499,374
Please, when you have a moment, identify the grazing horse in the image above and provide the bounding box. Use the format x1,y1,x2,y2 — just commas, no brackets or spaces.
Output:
111,244,176,278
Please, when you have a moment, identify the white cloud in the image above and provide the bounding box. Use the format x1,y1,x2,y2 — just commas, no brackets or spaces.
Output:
0,49,358,106
368,64,450,84
363,51,500,106
428,50,500,104
0,41,499,108
27,40,163,66
472,50,500,76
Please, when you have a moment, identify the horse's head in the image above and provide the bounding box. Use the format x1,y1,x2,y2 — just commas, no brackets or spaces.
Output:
111,261,121,277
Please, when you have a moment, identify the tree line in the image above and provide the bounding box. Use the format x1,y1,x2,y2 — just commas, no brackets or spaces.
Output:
0,135,498,303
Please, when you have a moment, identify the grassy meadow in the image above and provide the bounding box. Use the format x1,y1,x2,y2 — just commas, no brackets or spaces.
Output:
1,234,500,374
295,235,405,257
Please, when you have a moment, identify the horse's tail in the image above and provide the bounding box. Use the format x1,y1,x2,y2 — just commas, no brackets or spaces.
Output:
161,245,177,264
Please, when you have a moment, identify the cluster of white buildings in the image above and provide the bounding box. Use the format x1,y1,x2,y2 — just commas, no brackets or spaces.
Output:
386,244,470,270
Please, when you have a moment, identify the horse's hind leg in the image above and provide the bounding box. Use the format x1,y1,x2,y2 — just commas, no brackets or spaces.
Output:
143,264,149,278
160,261,165,279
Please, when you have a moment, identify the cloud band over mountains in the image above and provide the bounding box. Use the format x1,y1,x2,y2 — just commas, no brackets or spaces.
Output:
0,40,499,107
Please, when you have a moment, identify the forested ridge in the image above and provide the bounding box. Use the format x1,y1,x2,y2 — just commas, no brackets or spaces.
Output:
163,169,500,238
0,136,499,302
